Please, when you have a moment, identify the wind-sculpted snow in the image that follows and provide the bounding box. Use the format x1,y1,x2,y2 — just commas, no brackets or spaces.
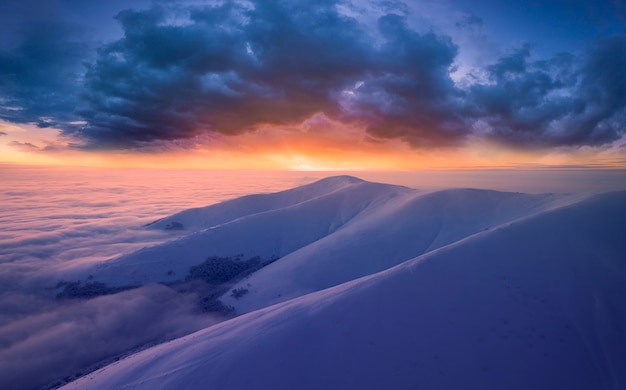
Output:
62,191,626,390
61,177,411,287
221,188,582,313
145,175,368,232
62,176,581,310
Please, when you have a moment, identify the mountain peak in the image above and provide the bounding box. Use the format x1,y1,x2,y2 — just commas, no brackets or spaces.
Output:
302,175,364,188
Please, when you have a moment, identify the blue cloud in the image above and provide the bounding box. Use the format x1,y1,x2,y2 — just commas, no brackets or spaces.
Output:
0,21,90,130
0,0,624,149
75,1,466,148
467,36,626,147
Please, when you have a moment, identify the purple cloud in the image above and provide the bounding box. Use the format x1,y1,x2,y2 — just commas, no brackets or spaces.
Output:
0,0,624,149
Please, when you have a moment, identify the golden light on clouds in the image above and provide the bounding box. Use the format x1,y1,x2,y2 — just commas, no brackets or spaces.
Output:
2,118,625,170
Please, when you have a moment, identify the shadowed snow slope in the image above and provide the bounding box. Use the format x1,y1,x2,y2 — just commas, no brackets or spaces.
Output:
62,191,626,390
221,187,579,313
60,176,579,293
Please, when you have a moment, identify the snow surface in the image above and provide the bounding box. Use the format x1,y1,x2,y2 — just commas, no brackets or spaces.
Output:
145,175,368,232
62,190,626,390
221,187,582,313
61,176,411,286
60,176,581,298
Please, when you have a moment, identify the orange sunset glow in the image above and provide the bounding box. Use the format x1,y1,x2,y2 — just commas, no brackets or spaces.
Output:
2,117,625,171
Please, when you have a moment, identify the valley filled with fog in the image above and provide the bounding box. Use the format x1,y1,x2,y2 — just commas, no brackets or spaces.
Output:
1,167,625,389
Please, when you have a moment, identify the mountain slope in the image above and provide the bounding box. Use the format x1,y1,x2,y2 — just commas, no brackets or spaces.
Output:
63,177,410,286
145,175,370,232
62,191,626,390
60,177,576,295
221,187,577,313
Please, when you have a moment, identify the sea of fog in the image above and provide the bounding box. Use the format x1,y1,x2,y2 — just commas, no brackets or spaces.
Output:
1,165,626,389
0,167,331,389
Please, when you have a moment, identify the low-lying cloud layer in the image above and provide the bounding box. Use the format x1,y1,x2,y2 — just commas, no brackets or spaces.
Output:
1,0,625,149
0,168,263,389
0,285,223,390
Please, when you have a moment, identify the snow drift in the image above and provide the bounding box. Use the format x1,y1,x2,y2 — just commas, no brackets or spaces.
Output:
62,189,626,390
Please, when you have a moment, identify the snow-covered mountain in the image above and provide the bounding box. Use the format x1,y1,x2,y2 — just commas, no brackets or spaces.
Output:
220,186,582,314
144,175,373,232
60,176,410,287
60,176,581,308
62,188,626,390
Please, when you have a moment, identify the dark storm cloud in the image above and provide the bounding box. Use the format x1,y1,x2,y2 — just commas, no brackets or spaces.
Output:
571,36,626,144
75,0,467,148
467,36,626,147
77,1,363,146
339,14,464,146
0,20,90,129
1,0,625,149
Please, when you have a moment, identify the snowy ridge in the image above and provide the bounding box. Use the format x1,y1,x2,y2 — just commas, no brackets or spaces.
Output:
64,177,409,286
146,175,368,232
62,190,626,390
60,177,577,293
221,187,582,313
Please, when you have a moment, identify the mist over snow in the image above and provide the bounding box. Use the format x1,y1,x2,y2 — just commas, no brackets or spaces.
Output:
0,167,315,389
1,167,626,389
0,285,223,390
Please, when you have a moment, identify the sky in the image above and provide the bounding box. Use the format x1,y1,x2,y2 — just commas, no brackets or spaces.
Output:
1,0,625,170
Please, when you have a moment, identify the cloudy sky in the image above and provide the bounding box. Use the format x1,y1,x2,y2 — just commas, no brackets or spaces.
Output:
1,0,625,169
